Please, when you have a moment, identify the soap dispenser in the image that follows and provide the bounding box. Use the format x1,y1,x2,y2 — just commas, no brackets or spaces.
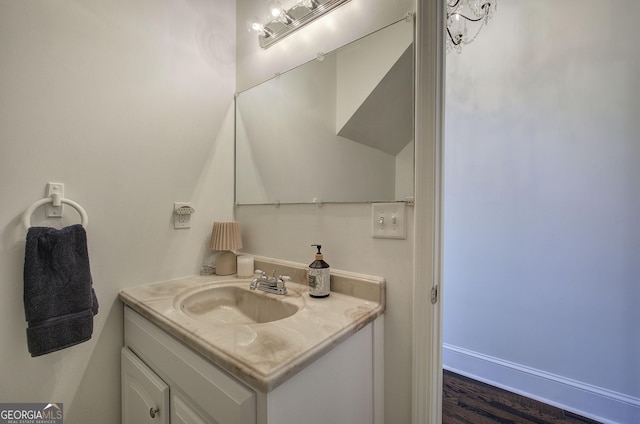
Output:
308,244,330,298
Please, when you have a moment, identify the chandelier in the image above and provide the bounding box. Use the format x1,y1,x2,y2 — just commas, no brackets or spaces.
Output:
447,0,496,53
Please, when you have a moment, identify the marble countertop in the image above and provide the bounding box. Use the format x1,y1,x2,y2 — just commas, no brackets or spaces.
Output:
119,256,385,392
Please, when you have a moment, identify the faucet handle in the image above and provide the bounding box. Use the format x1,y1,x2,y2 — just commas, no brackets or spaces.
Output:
277,275,291,289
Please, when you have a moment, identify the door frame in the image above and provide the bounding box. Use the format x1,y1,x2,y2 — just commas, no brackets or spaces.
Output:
412,0,445,423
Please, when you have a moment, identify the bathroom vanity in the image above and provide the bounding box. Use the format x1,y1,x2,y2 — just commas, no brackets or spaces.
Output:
119,256,385,424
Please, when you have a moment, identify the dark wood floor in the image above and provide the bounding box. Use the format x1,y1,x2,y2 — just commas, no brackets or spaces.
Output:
443,370,602,424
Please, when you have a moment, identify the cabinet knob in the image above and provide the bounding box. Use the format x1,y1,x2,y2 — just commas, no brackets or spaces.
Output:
149,407,159,419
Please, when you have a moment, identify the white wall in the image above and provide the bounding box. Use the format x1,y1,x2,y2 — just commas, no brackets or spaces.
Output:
235,0,416,422
0,1,235,423
443,1,640,422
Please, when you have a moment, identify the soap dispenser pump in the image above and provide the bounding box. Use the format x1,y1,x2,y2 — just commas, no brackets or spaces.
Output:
308,244,330,298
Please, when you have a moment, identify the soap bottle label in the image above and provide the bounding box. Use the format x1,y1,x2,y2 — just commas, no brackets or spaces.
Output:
309,268,330,297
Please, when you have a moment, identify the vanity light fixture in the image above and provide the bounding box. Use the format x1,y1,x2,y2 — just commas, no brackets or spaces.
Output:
210,221,243,276
447,0,496,53
249,0,352,49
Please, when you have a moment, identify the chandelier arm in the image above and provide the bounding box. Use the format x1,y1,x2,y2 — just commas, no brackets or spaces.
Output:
446,27,461,46
448,12,489,23
447,0,463,8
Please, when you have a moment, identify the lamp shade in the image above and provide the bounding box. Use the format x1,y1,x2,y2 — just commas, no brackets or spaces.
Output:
210,221,242,251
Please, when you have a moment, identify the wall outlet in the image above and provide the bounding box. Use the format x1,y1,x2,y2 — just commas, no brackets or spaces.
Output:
174,202,194,229
371,202,407,239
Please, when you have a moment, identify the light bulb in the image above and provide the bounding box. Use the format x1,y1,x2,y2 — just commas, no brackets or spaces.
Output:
267,1,283,18
246,17,263,33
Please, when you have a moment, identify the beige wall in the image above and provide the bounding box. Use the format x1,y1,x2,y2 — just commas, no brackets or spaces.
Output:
235,0,416,422
0,1,235,423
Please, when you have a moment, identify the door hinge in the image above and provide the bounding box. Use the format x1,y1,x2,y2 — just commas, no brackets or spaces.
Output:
430,285,439,304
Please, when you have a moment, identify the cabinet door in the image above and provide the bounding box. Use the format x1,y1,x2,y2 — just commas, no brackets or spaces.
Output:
122,348,170,424
172,393,214,424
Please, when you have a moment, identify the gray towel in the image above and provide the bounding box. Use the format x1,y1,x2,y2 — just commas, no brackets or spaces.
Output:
23,224,98,357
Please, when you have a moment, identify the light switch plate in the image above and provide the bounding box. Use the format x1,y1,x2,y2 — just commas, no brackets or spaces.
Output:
371,202,407,239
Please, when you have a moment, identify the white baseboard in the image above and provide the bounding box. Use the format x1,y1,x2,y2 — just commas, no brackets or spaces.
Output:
443,344,640,424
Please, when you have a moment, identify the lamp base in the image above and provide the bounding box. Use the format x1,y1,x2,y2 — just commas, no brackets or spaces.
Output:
215,251,237,275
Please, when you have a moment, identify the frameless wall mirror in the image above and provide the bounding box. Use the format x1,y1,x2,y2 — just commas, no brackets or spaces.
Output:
235,18,414,205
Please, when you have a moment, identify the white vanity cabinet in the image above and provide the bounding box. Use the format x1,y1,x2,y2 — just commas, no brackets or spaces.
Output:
122,306,381,424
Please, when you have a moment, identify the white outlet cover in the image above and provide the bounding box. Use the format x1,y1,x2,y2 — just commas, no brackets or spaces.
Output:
371,202,407,239
174,213,191,229
173,202,193,229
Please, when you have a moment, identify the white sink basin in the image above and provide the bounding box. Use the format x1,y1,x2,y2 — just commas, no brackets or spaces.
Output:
175,282,303,325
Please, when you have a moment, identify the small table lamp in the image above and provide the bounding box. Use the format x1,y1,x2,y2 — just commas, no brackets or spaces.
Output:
210,221,242,275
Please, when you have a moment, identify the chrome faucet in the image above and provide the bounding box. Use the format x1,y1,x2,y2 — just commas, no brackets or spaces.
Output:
249,270,290,295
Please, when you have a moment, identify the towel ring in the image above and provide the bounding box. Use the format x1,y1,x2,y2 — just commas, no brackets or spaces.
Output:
23,197,89,230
